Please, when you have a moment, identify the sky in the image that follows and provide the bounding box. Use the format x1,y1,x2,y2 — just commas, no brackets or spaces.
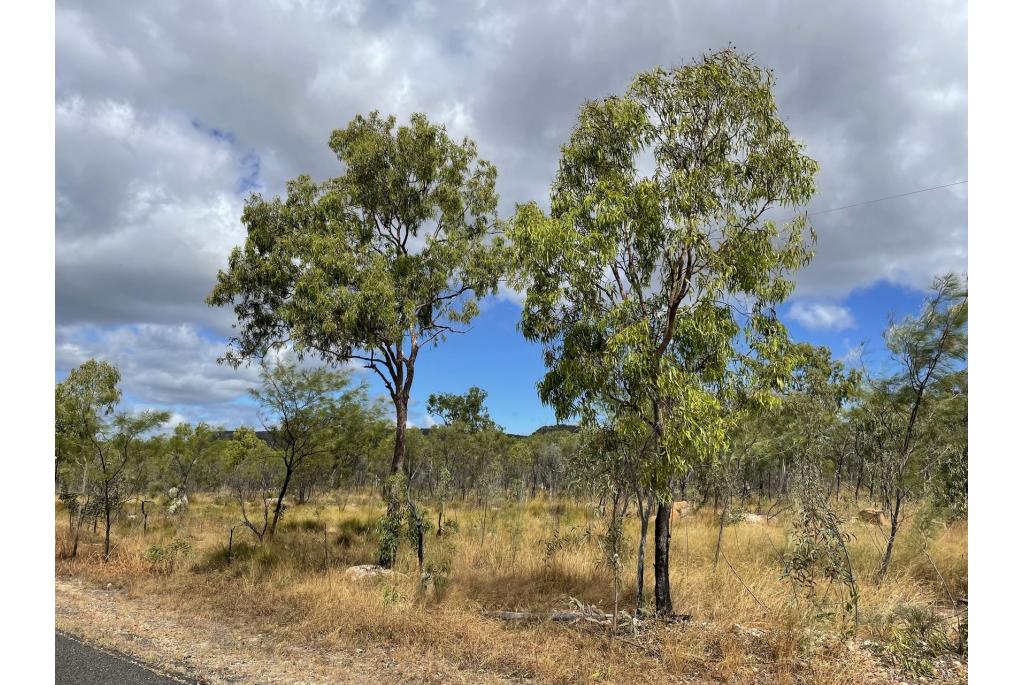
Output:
54,0,967,435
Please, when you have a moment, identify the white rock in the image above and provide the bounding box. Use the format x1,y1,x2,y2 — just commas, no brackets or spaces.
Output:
344,564,397,581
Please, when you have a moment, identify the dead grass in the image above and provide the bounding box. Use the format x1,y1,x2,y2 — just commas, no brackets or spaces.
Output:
55,492,967,684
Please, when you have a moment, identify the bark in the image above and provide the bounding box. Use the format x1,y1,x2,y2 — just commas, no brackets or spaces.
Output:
854,453,865,503
653,501,673,616
878,492,902,581
103,494,112,561
635,492,654,615
713,492,728,570
378,395,408,569
833,454,844,501
268,461,294,537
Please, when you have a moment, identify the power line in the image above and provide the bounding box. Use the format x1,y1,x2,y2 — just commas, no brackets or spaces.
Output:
808,180,967,216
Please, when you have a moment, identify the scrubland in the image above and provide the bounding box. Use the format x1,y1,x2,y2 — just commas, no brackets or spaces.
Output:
55,491,966,684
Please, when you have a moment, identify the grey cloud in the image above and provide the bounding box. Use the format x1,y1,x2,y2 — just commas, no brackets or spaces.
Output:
56,0,966,415
56,323,262,407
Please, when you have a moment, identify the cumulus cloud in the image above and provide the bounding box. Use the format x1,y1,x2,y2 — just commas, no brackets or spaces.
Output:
55,0,966,422
56,323,263,424
787,302,856,331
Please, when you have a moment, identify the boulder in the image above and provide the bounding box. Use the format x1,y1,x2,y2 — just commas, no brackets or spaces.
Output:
858,508,886,526
167,495,189,514
669,500,692,524
740,512,767,525
344,564,398,581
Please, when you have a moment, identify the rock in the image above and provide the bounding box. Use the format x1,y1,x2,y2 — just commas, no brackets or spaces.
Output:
858,508,886,526
167,495,189,514
670,500,692,524
733,623,766,639
344,564,398,581
740,512,767,525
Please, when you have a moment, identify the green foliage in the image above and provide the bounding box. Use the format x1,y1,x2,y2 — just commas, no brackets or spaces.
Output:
145,538,192,573
424,558,452,601
56,358,122,484
196,540,259,573
207,111,508,450
164,421,223,496
208,111,508,369
783,466,859,628
510,47,819,494
874,604,961,677
427,386,498,431
335,517,376,548
376,474,405,567
381,585,402,608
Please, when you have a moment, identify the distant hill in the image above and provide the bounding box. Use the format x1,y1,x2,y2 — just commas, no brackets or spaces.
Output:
213,430,274,444
530,424,579,436
214,424,579,444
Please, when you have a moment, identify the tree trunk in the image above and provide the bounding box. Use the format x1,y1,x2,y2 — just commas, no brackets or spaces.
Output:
391,397,408,478
653,501,673,616
878,493,902,582
102,484,112,562
834,455,844,501
635,492,654,616
269,463,294,538
854,455,865,503
713,492,729,570
378,396,408,569
71,496,88,560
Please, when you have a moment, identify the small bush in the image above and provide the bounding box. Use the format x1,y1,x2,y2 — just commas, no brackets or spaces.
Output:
424,559,452,601
283,518,324,533
335,517,375,548
194,540,258,572
874,604,959,677
145,538,192,574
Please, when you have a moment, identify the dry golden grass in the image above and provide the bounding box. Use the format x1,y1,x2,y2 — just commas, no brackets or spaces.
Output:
55,492,967,684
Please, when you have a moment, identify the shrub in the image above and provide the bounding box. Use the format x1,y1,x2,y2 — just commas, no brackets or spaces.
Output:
335,517,376,548
145,538,192,574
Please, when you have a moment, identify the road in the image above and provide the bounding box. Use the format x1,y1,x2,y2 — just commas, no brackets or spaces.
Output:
56,632,194,685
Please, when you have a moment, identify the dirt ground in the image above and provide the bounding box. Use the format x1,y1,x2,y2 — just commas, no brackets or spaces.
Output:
56,576,524,685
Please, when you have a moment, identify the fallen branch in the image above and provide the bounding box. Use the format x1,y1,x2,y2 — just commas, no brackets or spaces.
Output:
483,609,632,625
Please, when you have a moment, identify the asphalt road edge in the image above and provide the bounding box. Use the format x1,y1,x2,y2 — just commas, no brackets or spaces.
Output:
56,629,202,685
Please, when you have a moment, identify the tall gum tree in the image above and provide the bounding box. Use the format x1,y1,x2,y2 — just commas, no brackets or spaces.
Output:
209,112,507,567
509,49,819,615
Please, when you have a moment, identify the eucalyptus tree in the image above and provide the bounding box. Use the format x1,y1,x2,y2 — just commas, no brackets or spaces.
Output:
924,368,967,518
209,112,508,567
874,274,967,581
166,422,220,500
251,359,356,538
56,359,122,557
510,49,818,615
81,409,169,560
426,386,497,431
56,360,169,560
223,426,283,543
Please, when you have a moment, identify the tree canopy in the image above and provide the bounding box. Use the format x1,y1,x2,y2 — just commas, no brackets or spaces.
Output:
510,48,819,614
